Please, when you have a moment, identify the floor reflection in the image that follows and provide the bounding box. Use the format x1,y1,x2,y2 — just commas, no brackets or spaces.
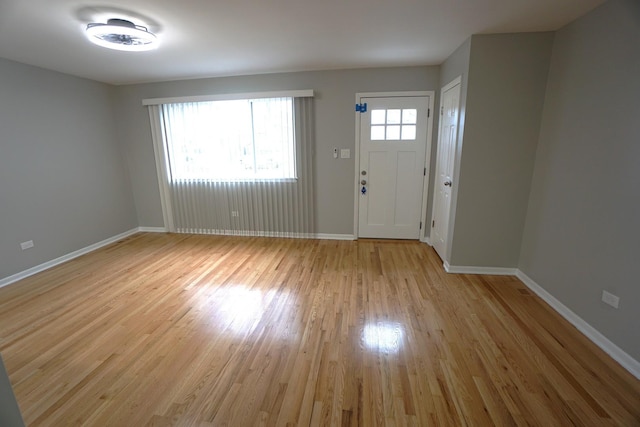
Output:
363,322,404,353
205,285,288,336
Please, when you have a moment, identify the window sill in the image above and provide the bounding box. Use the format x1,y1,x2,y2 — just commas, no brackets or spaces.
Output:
172,178,299,184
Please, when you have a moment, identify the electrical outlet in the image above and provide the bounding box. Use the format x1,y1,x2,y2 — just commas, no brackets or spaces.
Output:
340,149,351,159
231,211,239,217
20,240,34,250
601,290,619,309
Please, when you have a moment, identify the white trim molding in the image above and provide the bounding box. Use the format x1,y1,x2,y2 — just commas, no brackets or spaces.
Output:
0,228,140,289
138,226,168,233
516,270,640,380
315,234,356,241
143,90,314,106
172,229,355,241
443,262,517,275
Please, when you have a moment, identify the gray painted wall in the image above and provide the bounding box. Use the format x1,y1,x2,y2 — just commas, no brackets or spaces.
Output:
0,59,138,280
439,38,471,91
113,66,440,235
0,354,24,426
519,0,640,360
449,33,554,267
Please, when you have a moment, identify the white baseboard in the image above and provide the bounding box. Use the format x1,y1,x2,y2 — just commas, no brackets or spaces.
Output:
174,229,355,241
315,233,356,241
421,236,432,245
138,226,168,233
0,228,140,290
516,270,640,380
443,262,517,275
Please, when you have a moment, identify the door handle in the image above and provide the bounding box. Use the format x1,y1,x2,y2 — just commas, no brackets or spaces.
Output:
361,180,367,185
444,181,452,187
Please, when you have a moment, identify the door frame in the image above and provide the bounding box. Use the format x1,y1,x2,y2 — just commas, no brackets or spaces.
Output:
353,91,435,241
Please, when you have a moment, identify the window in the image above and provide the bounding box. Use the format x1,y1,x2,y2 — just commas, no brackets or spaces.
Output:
163,97,295,181
370,108,417,141
146,91,314,235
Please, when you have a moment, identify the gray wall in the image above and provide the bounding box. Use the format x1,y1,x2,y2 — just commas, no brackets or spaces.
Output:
0,59,138,280
113,66,440,235
0,354,24,426
519,0,640,360
449,33,554,267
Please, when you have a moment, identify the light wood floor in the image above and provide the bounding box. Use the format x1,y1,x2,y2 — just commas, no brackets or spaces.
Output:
0,233,638,426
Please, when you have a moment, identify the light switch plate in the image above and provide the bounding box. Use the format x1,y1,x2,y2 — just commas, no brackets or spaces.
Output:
601,290,619,308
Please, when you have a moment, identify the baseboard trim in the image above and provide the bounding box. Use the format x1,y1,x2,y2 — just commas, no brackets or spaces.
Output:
138,226,168,233
315,233,356,241
421,236,432,245
0,228,140,290
516,269,640,380
173,229,356,241
443,262,517,275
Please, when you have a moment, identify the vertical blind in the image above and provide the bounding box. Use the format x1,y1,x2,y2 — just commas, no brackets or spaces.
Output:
147,93,315,237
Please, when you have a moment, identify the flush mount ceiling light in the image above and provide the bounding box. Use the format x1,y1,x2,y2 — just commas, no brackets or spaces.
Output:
86,18,158,51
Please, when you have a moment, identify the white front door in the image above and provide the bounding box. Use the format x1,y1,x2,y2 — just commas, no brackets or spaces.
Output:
431,78,461,260
357,96,429,239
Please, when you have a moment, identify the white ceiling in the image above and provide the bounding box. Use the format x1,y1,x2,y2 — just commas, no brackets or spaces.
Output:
0,0,604,85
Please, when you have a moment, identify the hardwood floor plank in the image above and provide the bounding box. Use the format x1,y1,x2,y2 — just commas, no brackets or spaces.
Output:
0,233,638,426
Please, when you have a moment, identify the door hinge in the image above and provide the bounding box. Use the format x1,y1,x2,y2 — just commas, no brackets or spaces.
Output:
423,167,426,176
355,103,368,113
432,220,435,228
441,106,444,115
428,108,430,118
420,221,422,229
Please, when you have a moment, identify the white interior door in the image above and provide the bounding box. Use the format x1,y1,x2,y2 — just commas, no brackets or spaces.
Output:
358,96,429,239
431,78,461,260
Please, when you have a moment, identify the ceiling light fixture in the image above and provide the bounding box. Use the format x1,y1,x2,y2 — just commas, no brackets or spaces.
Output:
86,19,158,52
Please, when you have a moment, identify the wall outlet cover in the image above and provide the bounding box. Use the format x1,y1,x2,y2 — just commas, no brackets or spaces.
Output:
20,240,34,250
601,290,620,309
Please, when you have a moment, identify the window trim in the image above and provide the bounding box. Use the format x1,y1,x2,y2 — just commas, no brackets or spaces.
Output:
171,177,299,184
142,90,314,106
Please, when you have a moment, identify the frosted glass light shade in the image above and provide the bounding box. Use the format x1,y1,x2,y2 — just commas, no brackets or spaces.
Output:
86,19,158,52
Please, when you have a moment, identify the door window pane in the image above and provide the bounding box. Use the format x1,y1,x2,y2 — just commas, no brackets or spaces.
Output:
402,109,417,124
371,125,386,140
371,110,386,125
386,125,401,140
401,125,416,140
386,109,401,124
